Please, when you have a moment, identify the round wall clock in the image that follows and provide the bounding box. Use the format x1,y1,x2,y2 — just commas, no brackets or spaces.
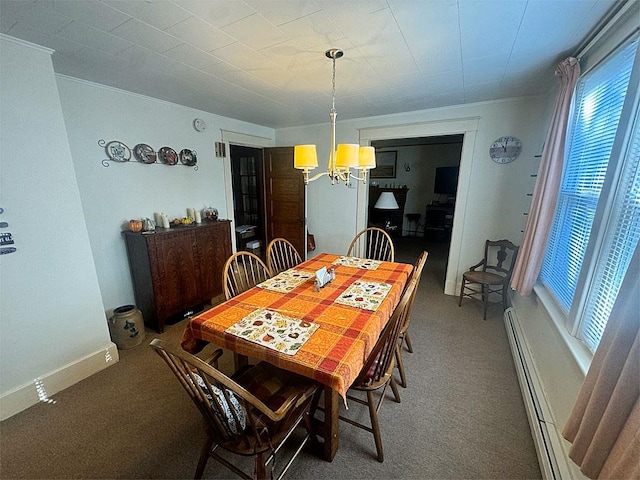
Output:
193,118,206,132
489,136,522,164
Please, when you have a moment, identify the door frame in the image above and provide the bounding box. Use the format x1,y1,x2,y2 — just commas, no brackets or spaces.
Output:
220,130,274,252
359,117,479,296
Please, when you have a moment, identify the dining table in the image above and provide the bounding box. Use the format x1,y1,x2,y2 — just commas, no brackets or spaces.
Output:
181,252,413,461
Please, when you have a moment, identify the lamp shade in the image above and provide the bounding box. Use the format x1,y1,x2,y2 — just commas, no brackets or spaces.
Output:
357,146,376,169
374,192,399,210
335,143,359,168
294,145,318,170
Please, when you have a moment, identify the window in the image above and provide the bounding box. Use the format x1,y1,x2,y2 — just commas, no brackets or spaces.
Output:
540,37,639,353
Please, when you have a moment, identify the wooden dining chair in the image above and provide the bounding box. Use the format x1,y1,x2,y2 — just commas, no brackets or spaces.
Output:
458,239,519,320
395,250,428,388
223,251,271,300
346,227,395,262
150,339,318,480
266,238,303,276
311,276,417,462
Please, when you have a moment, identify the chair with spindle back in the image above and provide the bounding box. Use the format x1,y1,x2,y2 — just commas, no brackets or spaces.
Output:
347,227,395,262
266,238,303,276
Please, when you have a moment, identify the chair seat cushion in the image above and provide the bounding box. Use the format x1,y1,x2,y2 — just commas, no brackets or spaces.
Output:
193,373,246,435
463,270,505,285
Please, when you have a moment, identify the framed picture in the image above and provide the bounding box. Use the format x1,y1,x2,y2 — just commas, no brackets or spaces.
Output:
371,151,397,178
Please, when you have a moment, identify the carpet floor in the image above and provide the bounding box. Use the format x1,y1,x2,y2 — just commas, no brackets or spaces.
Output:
0,237,542,479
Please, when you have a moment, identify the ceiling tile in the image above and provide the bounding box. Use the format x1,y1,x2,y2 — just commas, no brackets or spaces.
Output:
163,43,221,70
56,21,133,55
221,13,290,50
102,0,191,30
164,16,235,52
110,18,183,54
172,0,256,29
40,0,130,32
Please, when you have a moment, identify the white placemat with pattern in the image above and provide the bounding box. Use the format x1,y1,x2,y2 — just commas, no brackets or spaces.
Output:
334,280,392,311
332,256,382,270
257,269,314,293
225,309,318,355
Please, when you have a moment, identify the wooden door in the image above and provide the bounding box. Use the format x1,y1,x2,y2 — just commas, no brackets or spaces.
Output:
263,147,306,256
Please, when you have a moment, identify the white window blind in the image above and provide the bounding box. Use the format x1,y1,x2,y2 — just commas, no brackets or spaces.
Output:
541,37,639,352
580,108,640,350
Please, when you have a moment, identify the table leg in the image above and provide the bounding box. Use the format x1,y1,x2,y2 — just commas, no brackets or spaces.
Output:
323,386,339,461
233,352,249,371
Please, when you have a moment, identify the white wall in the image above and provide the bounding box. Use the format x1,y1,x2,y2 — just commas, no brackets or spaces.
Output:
277,96,547,289
0,36,114,419
56,76,274,315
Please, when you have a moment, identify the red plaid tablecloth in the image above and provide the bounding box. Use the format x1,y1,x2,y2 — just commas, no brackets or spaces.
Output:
181,253,413,401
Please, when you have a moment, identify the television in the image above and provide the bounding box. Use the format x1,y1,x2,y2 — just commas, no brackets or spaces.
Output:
434,166,459,195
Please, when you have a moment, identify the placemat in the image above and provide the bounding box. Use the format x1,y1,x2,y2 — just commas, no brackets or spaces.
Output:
225,309,319,355
332,256,382,270
334,280,392,311
257,269,314,293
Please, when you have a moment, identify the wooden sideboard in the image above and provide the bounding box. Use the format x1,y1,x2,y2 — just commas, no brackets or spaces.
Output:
123,220,232,332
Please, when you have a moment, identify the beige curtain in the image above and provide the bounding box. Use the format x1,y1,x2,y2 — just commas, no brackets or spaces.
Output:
511,57,581,295
562,244,640,479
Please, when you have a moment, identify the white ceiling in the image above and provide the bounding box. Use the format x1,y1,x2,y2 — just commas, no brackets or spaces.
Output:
0,0,619,129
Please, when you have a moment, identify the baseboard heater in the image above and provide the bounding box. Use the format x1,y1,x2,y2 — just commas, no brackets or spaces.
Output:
504,307,573,480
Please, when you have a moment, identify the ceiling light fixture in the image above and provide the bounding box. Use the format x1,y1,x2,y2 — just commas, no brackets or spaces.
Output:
294,49,376,185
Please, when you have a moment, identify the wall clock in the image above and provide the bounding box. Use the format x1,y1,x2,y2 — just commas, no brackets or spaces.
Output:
489,136,522,164
193,118,206,132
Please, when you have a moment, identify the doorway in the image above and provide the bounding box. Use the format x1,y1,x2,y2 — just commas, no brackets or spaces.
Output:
230,145,264,258
370,135,463,288
360,117,479,296
229,145,306,260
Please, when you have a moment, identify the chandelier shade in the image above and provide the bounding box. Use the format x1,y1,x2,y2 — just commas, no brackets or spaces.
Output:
335,144,359,168
357,146,376,169
294,145,318,170
294,49,376,186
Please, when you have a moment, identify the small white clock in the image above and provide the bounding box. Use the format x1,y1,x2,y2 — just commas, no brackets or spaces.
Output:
490,136,522,164
193,118,206,132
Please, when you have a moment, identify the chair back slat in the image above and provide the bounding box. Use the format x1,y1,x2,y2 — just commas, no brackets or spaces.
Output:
347,227,395,262
399,251,428,334
483,239,519,277
356,277,417,386
223,252,271,300
267,238,303,275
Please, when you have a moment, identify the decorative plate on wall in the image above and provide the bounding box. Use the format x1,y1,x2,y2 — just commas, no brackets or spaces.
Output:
158,146,178,165
133,143,157,164
179,149,197,166
105,141,131,162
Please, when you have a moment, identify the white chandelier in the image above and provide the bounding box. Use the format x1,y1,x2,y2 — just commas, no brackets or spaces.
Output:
294,49,376,185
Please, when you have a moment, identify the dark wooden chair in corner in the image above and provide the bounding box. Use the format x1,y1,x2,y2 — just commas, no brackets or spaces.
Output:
310,276,418,462
347,227,395,262
223,251,271,300
150,339,318,480
266,238,303,276
458,239,519,320
396,251,428,388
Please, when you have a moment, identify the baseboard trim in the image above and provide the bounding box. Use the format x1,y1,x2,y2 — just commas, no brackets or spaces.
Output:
0,343,119,421
504,307,576,479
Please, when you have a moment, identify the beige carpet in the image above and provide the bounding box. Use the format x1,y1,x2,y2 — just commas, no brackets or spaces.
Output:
0,238,541,479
